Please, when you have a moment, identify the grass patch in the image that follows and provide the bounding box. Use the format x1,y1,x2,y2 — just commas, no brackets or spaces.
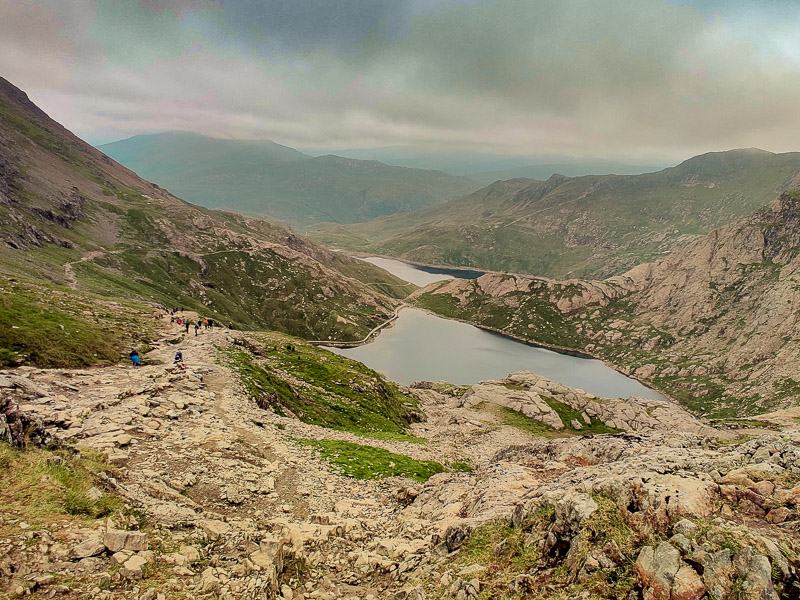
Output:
451,461,473,473
542,397,622,434
296,439,445,482
0,443,122,535
711,418,780,430
0,278,159,368
230,334,421,437
446,496,641,599
356,430,428,444
495,405,561,438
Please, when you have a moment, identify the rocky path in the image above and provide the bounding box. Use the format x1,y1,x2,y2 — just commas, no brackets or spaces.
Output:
2,318,799,599
1,317,538,599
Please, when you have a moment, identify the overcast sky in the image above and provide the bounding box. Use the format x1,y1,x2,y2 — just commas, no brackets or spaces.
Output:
2,0,800,161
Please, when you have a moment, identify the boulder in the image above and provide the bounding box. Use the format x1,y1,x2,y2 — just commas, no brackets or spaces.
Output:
71,536,106,559
198,567,220,594
672,565,706,600
179,545,201,564
635,542,681,600
700,549,733,600
199,519,230,541
733,550,778,600
552,493,598,536
104,529,148,552
122,554,148,578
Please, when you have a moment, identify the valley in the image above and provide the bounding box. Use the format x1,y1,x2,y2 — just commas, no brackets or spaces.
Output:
1,72,800,600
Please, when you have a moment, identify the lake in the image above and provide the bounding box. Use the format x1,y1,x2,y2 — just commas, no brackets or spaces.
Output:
329,258,666,400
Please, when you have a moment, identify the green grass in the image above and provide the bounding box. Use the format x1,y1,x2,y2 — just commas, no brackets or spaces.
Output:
357,430,428,444
296,439,446,482
445,495,640,600
542,397,622,434
75,246,395,343
0,277,159,368
316,150,800,280
711,418,780,430
229,334,421,436
494,403,620,438
0,443,122,535
495,405,561,437
0,99,80,165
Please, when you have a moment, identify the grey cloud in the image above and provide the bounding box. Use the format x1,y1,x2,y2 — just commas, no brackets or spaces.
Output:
3,0,800,160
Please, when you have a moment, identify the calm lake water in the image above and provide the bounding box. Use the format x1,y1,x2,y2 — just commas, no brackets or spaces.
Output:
329,260,666,400
361,256,485,286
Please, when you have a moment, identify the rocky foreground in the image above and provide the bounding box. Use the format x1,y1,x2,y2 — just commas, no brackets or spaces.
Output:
1,320,799,600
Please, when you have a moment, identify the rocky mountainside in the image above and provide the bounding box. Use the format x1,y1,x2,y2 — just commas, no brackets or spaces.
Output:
413,190,800,418
0,76,416,366
99,133,479,227
311,149,800,278
2,317,798,599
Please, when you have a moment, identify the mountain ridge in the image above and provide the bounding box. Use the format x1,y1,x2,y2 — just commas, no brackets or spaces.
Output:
312,147,800,278
98,132,480,226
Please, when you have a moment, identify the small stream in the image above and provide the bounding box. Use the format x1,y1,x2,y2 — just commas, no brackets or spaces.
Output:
329,258,666,399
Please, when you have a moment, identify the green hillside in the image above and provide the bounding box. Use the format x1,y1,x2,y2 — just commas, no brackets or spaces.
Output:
311,148,800,278
99,133,479,226
0,76,413,366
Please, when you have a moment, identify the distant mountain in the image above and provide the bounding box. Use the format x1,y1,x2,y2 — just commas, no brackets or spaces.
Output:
99,133,479,226
298,146,664,177
0,76,415,365
463,161,663,185
311,148,800,278
101,131,306,179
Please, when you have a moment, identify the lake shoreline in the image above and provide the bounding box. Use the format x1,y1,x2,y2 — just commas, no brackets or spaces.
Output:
332,255,669,400
410,305,670,401
328,305,667,400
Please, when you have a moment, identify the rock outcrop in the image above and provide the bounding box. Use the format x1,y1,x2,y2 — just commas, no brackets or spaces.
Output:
460,371,723,437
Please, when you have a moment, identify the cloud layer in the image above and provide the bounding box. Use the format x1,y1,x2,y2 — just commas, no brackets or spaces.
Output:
3,0,800,161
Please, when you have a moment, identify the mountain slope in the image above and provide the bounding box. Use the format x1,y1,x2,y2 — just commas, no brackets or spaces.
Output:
412,190,800,417
312,148,800,278
0,76,415,365
99,133,479,226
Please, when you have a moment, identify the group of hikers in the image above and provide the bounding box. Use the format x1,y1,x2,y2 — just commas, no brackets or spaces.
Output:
171,315,215,336
129,348,186,369
129,308,217,367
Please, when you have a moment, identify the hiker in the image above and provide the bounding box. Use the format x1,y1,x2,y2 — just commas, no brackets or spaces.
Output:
174,350,183,363
194,323,199,336
129,349,141,367
170,316,174,323
185,321,190,334
177,318,182,325
208,319,214,329
203,319,208,330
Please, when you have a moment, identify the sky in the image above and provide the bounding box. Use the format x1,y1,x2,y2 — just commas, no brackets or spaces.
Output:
2,0,800,162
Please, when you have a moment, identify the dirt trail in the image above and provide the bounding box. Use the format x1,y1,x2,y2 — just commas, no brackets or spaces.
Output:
62,250,110,290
